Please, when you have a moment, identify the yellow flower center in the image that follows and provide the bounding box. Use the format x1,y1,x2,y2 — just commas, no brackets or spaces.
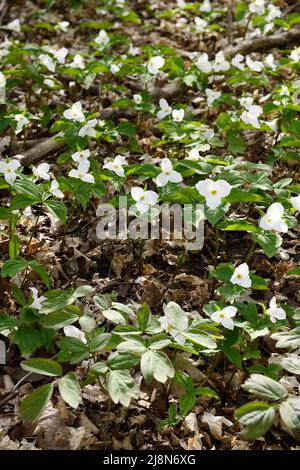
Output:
237,274,242,279
220,313,225,318
140,195,145,201
210,189,217,195
267,218,272,223
165,171,170,175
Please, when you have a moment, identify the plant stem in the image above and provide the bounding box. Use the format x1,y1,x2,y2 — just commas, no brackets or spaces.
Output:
244,239,256,263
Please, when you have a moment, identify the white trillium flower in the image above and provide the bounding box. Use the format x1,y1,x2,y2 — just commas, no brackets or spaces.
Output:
230,263,252,288
69,160,95,184
187,148,200,161
249,0,265,15
29,288,46,311
241,104,263,129
63,101,85,122
78,119,97,138
160,301,189,345
211,306,237,330
206,88,221,106
70,54,85,69
266,297,286,323
232,54,245,70
200,0,212,13
290,195,300,210
32,162,50,181
0,158,21,185
265,53,276,70
155,158,183,187
95,30,110,47
63,325,87,344
39,54,56,72
0,71,6,88
172,108,184,122
6,19,21,33
110,64,120,74
246,56,263,72
239,96,254,110
196,53,212,73
196,178,232,209
133,94,142,104
52,47,68,64
147,56,165,75
213,51,230,72
128,44,140,56
157,98,172,120
44,78,55,88
266,5,281,21
290,47,300,62
194,17,208,33
131,187,158,213
57,21,70,32
72,149,91,163
50,180,64,199
259,202,288,233
103,155,127,177
15,114,29,134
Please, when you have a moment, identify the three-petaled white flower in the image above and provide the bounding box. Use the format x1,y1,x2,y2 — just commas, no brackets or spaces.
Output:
194,17,208,33
249,0,265,15
0,158,21,185
63,101,85,122
241,104,263,129
56,21,70,32
32,162,50,181
206,88,221,106
157,98,172,120
69,160,95,184
69,54,85,69
290,47,300,62
133,94,142,104
29,287,46,311
79,119,97,137
266,297,286,323
195,178,232,209
232,54,245,70
131,187,158,213
172,108,184,122
211,306,237,330
246,56,263,72
160,301,189,345
155,158,183,187
187,148,200,161
213,51,230,72
103,155,127,177
95,30,109,47
196,52,212,73
51,47,68,64
50,180,64,198
290,195,300,210
259,202,288,233
6,19,21,33
200,0,212,12
15,114,29,134
72,149,90,163
230,263,252,288
39,54,56,72
0,71,6,88
110,64,120,74
63,325,87,343
147,56,165,75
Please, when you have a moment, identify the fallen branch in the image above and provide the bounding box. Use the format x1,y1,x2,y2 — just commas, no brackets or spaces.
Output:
17,132,66,167
224,27,300,57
